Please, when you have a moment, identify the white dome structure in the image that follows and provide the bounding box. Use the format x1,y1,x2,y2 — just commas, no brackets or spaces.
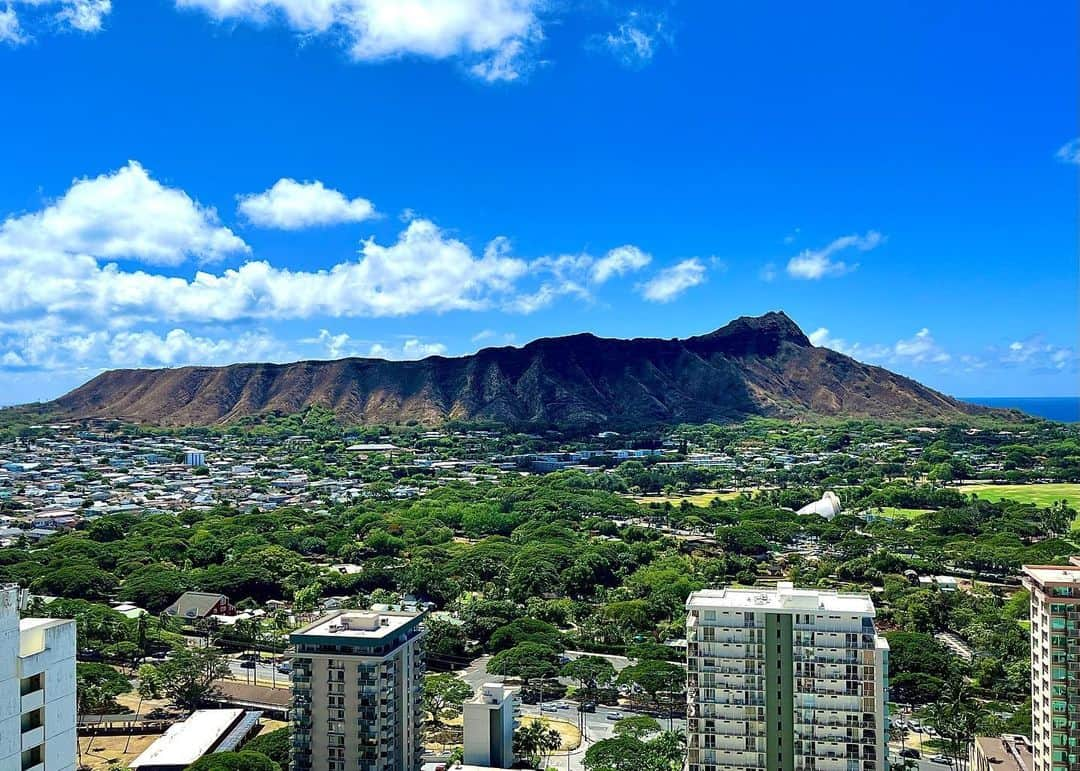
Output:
797,491,842,520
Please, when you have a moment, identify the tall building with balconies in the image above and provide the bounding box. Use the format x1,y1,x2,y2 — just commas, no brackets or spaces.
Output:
289,609,425,771
686,582,888,771
1022,563,1080,771
0,584,77,771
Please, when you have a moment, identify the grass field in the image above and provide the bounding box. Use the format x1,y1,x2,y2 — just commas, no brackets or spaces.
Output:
632,490,753,507
962,483,1080,529
866,506,932,520
963,483,1080,509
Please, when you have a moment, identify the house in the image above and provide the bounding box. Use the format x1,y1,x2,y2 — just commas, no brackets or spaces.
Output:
163,592,235,620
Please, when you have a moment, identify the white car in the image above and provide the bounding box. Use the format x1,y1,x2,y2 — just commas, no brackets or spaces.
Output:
606,711,623,721
930,755,953,765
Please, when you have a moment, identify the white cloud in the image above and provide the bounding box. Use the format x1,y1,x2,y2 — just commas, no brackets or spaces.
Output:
811,325,1079,379
0,210,530,324
638,258,706,303
53,0,110,31
1001,337,1077,371
302,328,364,358
238,178,376,229
469,38,530,82
471,329,515,345
0,326,289,371
810,326,948,365
510,244,651,312
0,161,248,267
366,338,447,360
599,11,668,68
3,0,111,40
590,244,651,284
893,328,950,364
786,230,883,279
1056,138,1080,165
176,0,544,81
0,7,26,44
298,329,448,360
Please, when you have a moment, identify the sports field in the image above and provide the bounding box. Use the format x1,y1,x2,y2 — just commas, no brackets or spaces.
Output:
963,483,1080,528
963,483,1080,509
632,490,752,507
867,506,932,520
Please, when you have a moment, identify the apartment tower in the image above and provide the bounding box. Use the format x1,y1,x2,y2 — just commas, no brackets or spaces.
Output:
290,609,425,771
0,584,77,771
686,582,889,771
1022,563,1080,771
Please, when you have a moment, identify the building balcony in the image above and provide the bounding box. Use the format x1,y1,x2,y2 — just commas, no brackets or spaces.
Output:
21,726,43,751
20,690,43,713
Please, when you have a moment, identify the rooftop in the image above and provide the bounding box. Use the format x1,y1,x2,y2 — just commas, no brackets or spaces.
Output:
974,736,1032,771
292,609,422,641
1022,564,1080,586
129,709,245,769
687,582,876,615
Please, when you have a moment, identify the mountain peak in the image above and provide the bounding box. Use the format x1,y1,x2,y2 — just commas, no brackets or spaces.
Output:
691,311,811,357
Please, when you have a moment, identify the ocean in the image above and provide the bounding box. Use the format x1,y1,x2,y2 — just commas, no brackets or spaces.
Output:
962,396,1080,423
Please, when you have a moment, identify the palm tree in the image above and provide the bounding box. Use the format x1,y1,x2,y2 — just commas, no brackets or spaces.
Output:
514,719,562,769
922,676,988,771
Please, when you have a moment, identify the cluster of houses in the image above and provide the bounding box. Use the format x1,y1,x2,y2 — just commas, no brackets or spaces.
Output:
0,426,373,545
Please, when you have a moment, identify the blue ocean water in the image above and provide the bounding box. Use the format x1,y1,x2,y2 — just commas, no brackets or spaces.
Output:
962,396,1080,423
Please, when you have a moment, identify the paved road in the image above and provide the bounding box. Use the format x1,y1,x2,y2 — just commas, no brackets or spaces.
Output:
224,657,291,689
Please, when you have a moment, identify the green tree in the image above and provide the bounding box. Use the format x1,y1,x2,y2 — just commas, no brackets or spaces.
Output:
513,718,562,769
613,715,662,739
922,676,990,771
147,646,230,710
184,750,279,771
487,643,560,686
560,656,616,702
422,673,473,726
243,728,289,766
616,660,684,709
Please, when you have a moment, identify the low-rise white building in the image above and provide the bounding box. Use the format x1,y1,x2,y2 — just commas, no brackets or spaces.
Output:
0,584,77,771
463,683,516,768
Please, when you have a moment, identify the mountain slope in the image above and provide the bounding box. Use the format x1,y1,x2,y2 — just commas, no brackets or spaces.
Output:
46,312,988,427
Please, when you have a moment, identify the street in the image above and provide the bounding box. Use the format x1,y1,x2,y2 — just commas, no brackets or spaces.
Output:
224,657,290,688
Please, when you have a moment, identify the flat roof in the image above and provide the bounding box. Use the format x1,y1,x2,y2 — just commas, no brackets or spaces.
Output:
687,582,876,615
292,610,422,642
974,737,1032,771
1023,565,1080,586
129,709,244,769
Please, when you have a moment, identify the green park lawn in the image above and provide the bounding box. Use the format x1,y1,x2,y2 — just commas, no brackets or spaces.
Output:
963,483,1080,527
632,490,753,507
869,506,932,520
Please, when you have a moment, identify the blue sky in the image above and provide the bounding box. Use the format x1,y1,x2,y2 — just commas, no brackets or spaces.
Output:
0,0,1076,405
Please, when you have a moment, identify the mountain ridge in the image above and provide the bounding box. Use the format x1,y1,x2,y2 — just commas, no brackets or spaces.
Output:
44,312,993,428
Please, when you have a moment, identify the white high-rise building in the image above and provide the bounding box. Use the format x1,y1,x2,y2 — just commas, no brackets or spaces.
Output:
463,683,516,768
0,585,77,771
290,609,425,771
686,583,889,771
